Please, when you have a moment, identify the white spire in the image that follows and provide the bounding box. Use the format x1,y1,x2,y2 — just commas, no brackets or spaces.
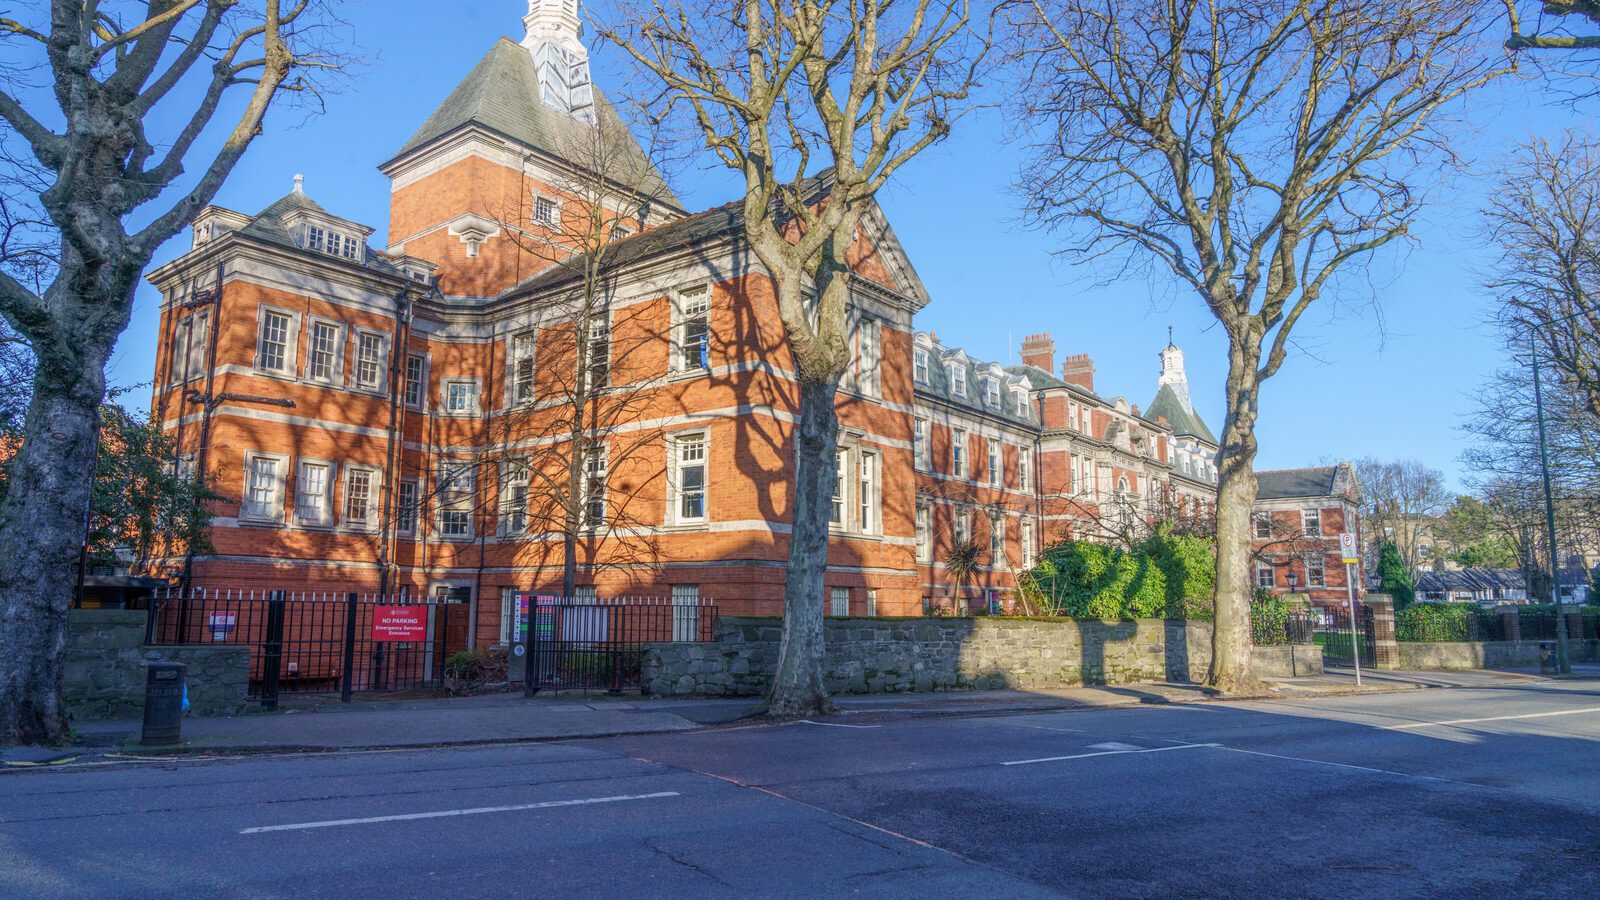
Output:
521,0,594,122
293,173,304,194
1159,341,1193,414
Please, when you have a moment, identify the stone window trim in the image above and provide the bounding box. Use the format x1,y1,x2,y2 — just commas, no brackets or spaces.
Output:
395,477,421,537
498,459,531,536
829,586,851,617
293,457,336,529
532,192,562,228
850,315,881,399
239,450,289,526
351,329,390,395
435,459,477,542
665,428,710,528
916,502,932,564
442,378,482,416
253,304,300,378
913,347,930,384
404,353,429,410
989,510,1006,569
302,317,345,386
913,417,930,472
341,464,382,533
1253,512,1273,539
670,282,713,377
507,330,537,406
947,361,968,399
987,438,1002,487
170,308,211,385
1301,507,1322,537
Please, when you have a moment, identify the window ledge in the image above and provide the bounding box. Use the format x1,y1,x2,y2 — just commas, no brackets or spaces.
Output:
237,518,284,529
666,369,710,384
662,522,709,533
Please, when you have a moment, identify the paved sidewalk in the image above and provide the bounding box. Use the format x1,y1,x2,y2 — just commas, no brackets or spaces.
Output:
6,666,1568,765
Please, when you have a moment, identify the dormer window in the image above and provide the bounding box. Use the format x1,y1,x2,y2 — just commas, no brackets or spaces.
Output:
1014,388,1030,421
948,362,967,398
914,348,929,384
307,225,362,261
982,377,1000,408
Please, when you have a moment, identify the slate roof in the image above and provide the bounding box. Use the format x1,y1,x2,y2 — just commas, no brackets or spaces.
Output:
1256,466,1340,500
919,339,1038,427
1003,364,1104,404
1146,383,1217,444
390,38,681,210
235,191,407,278
500,199,745,299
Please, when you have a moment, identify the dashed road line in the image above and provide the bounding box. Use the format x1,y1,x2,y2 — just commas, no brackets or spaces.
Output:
1002,742,1221,766
239,790,680,834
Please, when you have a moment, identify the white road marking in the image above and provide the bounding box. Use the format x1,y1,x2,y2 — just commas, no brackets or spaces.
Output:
239,791,680,834
1378,705,1600,731
1085,742,1145,752
1216,746,1477,787
799,720,881,729
1002,742,1221,767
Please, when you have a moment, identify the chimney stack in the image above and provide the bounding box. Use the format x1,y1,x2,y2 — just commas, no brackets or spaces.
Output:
1061,353,1095,392
1020,332,1055,373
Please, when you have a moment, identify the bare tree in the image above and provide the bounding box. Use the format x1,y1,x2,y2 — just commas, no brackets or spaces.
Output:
480,115,680,596
1505,1,1600,50
600,0,984,715
1354,457,1451,576
1005,0,1508,693
0,2,344,745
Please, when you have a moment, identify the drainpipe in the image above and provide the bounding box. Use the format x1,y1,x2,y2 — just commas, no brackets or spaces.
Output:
179,261,226,591
377,286,414,604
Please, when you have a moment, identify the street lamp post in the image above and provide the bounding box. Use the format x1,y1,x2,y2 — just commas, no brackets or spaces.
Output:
1529,332,1572,674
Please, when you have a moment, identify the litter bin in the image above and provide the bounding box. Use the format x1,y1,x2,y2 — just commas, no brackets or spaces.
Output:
141,661,187,746
1538,641,1558,675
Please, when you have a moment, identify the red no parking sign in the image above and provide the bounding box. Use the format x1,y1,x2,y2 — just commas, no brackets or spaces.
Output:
371,606,429,642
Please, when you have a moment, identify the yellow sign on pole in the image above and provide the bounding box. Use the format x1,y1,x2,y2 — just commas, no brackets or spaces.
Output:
1340,532,1360,565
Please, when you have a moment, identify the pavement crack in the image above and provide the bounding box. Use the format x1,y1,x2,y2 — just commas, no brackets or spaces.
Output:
644,839,729,886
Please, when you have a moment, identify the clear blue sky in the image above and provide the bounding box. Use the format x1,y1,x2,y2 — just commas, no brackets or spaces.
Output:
109,0,1585,492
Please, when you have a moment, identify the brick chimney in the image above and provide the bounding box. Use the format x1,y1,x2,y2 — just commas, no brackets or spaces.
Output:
1020,332,1055,373
1061,353,1095,392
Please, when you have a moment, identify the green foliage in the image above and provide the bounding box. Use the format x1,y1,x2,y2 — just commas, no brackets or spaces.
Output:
1395,603,1483,642
1019,526,1214,620
1436,496,1520,569
1249,594,1292,645
1376,542,1415,609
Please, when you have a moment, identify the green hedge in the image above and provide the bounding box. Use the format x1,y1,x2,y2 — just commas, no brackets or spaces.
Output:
1018,526,1214,621
1395,604,1483,642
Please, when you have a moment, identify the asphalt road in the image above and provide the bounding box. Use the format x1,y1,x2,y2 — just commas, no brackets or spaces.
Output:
4,680,1600,898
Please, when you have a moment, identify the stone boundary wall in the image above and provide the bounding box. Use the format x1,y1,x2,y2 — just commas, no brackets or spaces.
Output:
65,609,250,721
1398,639,1600,671
642,616,1322,697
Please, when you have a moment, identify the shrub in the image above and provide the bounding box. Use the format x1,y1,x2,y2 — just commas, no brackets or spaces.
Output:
1249,594,1292,645
1395,603,1481,642
442,648,507,696
1019,535,1206,620
1142,526,1215,621
1376,542,1415,609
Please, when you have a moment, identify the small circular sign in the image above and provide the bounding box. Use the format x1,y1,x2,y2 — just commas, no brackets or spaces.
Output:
512,645,526,657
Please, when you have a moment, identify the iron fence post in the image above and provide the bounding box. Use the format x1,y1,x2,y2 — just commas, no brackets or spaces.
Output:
340,592,359,702
261,590,286,711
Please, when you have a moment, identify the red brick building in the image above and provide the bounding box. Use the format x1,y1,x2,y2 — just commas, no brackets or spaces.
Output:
1249,464,1366,609
147,4,1328,645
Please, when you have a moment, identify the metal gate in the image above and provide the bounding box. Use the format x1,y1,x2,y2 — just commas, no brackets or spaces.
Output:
145,589,470,707
1316,601,1375,668
524,595,718,694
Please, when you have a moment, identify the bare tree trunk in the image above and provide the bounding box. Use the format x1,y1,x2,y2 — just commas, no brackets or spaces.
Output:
1207,335,1266,695
0,336,111,744
768,377,839,716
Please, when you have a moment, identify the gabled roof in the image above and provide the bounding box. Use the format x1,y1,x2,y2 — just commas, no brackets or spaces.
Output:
388,38,681,210
1003,363,1104,404
1146,383,1216,444
235,191,406,278
1256,466,1340,500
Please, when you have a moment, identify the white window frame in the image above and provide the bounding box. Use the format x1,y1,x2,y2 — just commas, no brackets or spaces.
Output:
1302,508,1322,536
294,459,334,527
1013,388,1030,421
866,589,878,617
444,379,480,415
533,193,561,227
669,431,709,525
831,448,849,528
1018,449,1031,492
855,317,881,397
499,587,518,646
1021,519,1035,569
343,465,379,532
241,451,287,523
990,512,1006,567
858,449,878,534
952,428,967,479
914,418,930,471
1255,560,1276,589
499,460,530,535
395,478,420,536
404,354,427,409
510,331,537,405
254,306,298,375
988,438,1001,487
1253,512,1273,540
672,284,711,374
437,461,476,540
916,503,932,564
954,507,971,546
583,444,608,530
352,330,388,393
913,347,929,384
671,584,702,641
1305,554,1327,588
982,377,1000,409
829,587,850,616
582,309,610,392
948,362,967,398
304,318,344,385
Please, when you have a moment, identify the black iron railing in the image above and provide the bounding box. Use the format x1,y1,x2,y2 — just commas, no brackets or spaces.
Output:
524,595,718,695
